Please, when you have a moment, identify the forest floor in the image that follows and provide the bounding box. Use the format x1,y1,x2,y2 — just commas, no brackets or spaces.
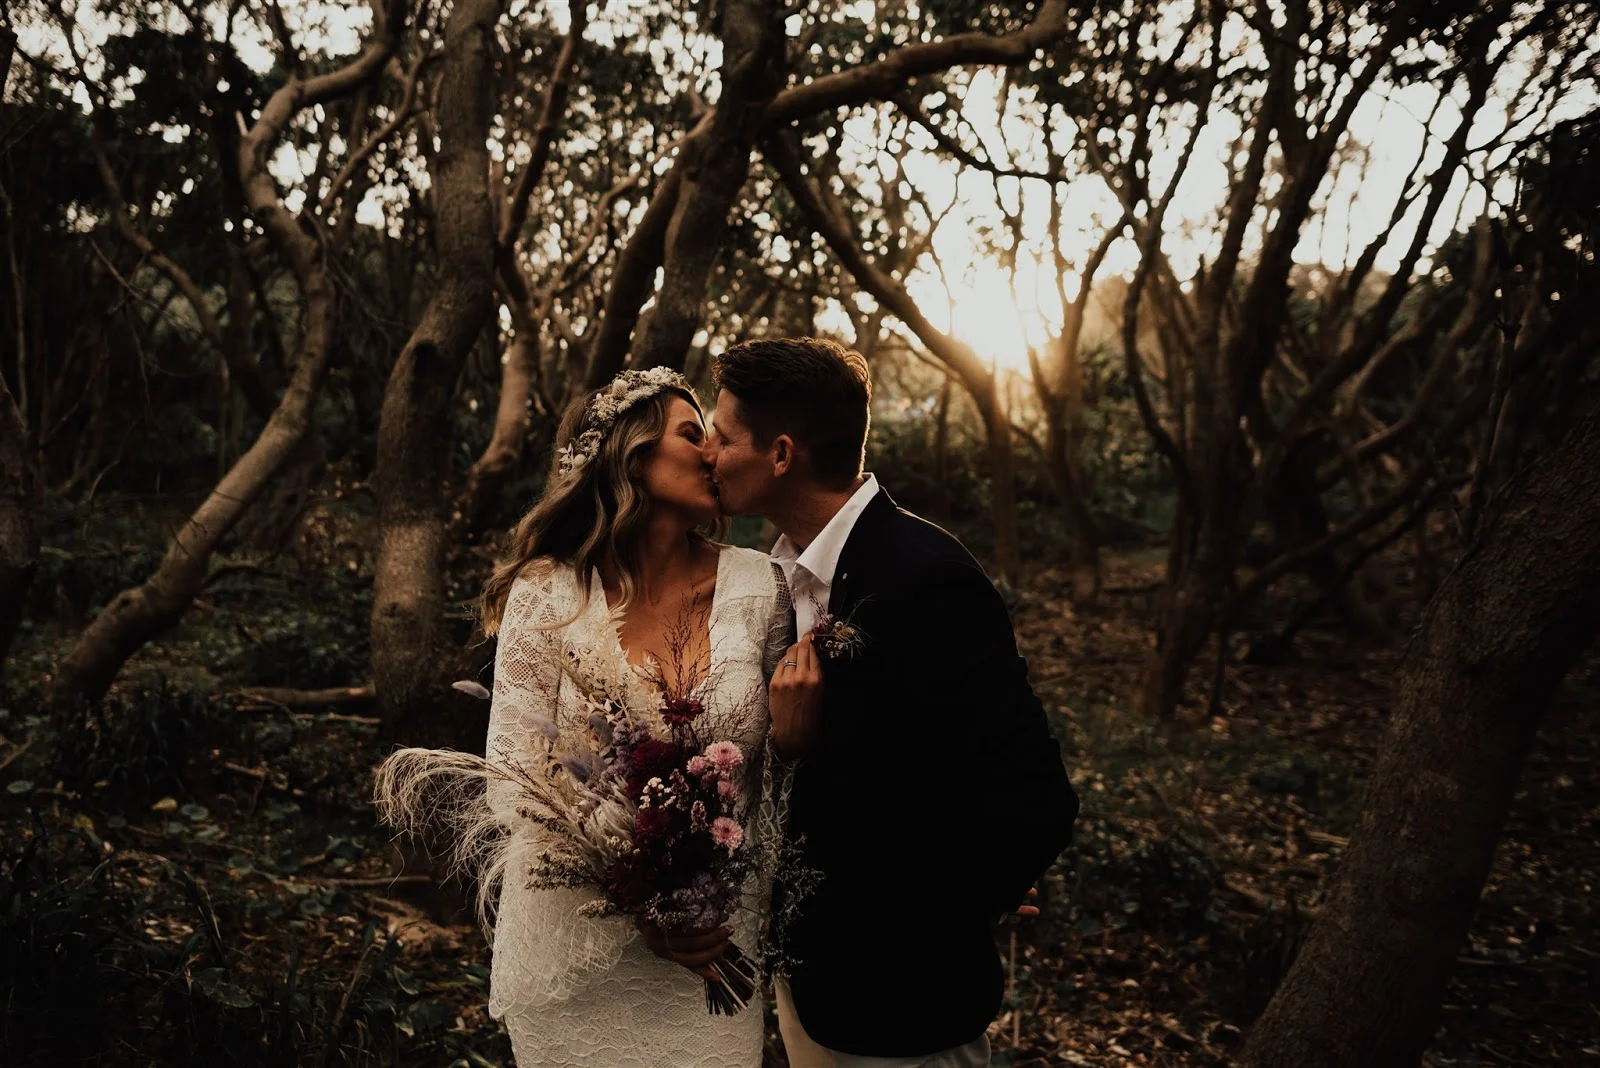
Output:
2,542,1597,1067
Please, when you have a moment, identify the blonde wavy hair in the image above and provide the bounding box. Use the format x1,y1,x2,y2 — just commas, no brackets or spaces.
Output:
479,383,714,635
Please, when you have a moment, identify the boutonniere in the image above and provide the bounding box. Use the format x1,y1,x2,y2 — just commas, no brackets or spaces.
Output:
807,603,866,661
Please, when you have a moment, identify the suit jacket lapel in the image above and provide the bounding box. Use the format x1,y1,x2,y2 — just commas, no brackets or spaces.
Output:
827,485,896,619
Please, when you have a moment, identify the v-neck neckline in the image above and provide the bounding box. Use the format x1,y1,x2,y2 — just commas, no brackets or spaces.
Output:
590,546,728,695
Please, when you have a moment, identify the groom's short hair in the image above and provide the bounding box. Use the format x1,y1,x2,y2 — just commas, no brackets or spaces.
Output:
713,337,871,490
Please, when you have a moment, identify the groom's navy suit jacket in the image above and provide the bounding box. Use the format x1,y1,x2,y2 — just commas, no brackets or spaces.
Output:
781,487,1079,1057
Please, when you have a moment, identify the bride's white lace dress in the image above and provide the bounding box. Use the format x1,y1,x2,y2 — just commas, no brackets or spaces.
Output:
485,546,789,1067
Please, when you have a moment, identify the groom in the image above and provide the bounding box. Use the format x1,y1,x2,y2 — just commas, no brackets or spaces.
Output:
704,336,1079,1067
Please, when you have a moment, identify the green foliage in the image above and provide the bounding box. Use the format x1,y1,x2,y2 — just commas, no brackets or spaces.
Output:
0,830,129,1067
1062,821,1219,941
0,819,501,1067
51,673,211,804
225,605,372,691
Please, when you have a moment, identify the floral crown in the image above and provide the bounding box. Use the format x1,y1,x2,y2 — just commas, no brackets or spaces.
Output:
556,366,692,478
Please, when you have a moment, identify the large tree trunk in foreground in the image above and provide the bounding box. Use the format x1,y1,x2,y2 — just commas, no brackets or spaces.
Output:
371,0,502,749
1239,405,1600,1067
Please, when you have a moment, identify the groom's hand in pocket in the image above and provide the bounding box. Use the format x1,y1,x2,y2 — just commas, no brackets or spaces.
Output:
636,918,730,979
769,634,824,760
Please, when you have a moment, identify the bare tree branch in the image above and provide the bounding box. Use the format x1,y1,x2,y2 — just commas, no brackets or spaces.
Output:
321,50,435,216
895,93,1061,181
499,1,590,250
762,0,1070,127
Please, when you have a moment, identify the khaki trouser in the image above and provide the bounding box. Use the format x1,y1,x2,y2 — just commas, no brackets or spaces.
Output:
772,979,992,1068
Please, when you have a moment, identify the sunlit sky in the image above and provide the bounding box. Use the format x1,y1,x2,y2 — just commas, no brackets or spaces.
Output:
14,0,1595,373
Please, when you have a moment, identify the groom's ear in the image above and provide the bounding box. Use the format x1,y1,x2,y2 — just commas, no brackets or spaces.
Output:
771,434,797,478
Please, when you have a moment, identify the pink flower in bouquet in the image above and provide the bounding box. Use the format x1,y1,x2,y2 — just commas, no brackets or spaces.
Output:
686,755,709,777
709,817,743,850
717,779,739,802
705,740,743,774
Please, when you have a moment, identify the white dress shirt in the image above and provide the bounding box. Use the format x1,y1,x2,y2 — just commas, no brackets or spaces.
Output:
770,474,880,637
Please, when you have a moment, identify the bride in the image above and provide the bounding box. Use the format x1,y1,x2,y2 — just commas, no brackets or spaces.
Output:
379,368,808,1066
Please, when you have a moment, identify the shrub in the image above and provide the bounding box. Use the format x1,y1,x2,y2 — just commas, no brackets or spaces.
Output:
52,674,211,804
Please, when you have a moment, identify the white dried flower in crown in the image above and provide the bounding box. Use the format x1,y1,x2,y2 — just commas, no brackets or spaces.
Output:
555,367,691,477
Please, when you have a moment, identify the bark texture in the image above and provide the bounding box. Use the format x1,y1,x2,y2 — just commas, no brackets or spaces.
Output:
371,0,502,748
1239,404,1600,1067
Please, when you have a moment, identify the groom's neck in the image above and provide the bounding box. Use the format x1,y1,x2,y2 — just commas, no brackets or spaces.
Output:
772,475,866,550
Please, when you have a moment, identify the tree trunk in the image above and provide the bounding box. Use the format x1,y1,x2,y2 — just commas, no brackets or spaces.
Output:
1239,405,1600,1067
455,319,538,538
1040,404,1101,601
49,270,338,705
1137,518,1226,719
0,370,37,685
0,29,34,682
602,0,787,379
931,374,953,517
46,7,402,707
371,0,502,749
985,381,1020,588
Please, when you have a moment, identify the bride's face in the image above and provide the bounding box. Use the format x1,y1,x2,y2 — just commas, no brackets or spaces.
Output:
639,395,719,524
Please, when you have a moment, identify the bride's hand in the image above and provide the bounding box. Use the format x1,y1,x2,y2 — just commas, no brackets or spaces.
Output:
635,917,730,979
770,634,824,759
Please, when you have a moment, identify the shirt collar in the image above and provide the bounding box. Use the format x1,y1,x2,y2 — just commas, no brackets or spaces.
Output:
772,474,879,586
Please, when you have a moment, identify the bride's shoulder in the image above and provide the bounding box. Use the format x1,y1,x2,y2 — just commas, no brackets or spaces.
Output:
714,544,781,595
507,556,583,604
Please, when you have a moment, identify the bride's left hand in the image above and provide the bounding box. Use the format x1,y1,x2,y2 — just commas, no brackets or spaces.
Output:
635,917,730,979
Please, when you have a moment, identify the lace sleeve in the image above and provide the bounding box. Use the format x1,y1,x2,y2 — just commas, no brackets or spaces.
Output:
484,569,569,823
374,564,638,1015
485,566,641,1013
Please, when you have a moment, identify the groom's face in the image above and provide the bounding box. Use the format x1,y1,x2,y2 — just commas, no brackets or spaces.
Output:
703,390,778,517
